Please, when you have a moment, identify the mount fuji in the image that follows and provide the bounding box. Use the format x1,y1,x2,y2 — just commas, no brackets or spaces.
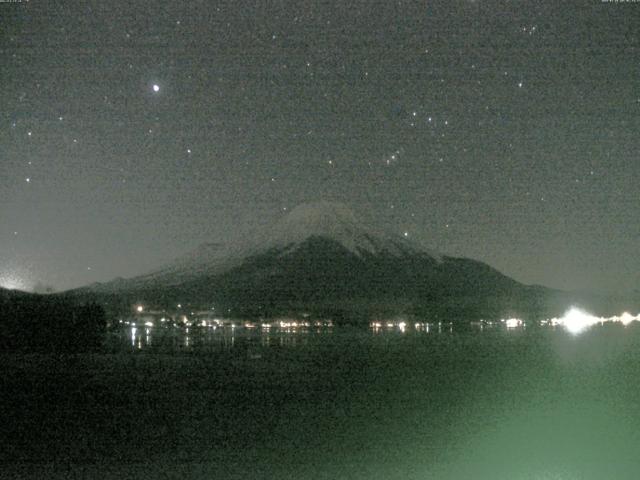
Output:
70,201,557,321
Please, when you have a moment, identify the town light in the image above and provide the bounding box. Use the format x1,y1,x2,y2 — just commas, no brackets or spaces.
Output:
504,318,522,329
560,307,598,335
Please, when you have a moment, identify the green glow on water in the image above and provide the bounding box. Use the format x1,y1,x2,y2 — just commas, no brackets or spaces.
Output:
4,325,640,479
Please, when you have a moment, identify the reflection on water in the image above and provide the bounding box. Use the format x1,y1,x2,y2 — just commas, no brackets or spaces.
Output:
10,315,640,480
113,312,640,354
114,316,484,353
118,319,440,353
369,319,451,334
113,320,338,353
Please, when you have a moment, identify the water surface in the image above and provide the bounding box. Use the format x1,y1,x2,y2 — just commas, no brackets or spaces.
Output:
3,323,640,479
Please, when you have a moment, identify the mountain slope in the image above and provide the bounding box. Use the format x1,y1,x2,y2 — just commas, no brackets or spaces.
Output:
88,201,441,293
70,201,559,320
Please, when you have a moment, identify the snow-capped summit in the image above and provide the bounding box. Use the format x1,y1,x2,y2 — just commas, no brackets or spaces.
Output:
262,201,440,259
70,200,549,320
84,201,447,293
264,201,387,254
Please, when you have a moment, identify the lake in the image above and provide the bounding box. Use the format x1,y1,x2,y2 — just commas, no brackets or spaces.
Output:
3,322,640,479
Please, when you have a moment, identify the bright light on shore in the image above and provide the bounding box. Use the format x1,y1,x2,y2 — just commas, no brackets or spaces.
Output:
619,312,635,326
561,308,599,334
544,307,640,335
504,318,523,329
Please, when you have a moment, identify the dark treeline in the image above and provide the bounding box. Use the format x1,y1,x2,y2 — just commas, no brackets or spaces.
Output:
0,293,107,353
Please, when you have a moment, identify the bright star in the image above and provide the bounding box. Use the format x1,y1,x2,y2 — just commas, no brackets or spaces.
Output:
152,84,160,92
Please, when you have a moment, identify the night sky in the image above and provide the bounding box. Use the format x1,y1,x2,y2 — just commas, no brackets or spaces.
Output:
1,0,638,294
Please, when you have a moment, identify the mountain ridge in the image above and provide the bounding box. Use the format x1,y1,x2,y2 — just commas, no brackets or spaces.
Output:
67,201,567,321
87,201,443,292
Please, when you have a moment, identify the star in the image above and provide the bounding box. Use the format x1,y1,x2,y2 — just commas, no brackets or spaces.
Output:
152,84,160,92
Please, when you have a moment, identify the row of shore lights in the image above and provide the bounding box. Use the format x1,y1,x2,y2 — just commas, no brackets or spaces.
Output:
133,305,638,336
504,307,640,335
135,303,198,314
136,304,219,314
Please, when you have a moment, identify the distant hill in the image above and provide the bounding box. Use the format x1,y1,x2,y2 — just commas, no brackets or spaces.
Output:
65,202,588,321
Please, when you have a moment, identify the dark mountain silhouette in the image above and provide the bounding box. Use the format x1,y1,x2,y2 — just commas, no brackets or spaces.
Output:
67,201,573,321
